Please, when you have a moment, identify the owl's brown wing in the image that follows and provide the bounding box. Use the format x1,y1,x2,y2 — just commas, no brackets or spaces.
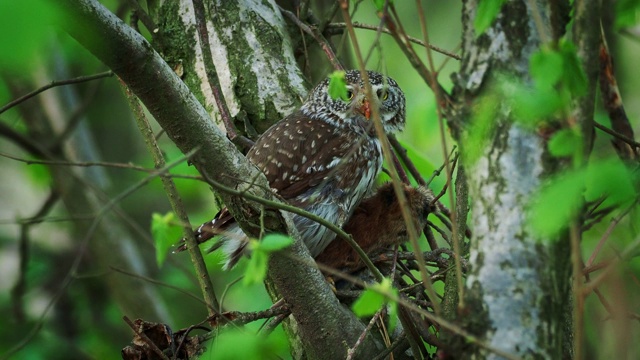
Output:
247,112,356,201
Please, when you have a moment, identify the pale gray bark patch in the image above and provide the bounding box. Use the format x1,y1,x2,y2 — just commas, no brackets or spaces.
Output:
176,0,307,134
467,125,548,358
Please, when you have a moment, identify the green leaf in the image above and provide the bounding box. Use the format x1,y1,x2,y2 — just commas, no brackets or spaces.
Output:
203,328,288,359
464,93,499,165
530,48,564,90
509,83,566,125
615,0,640,29
151,212,182,267
244,243,269,285
387,297,398,332
558,40,588,97
528,170,586,238
242,235,292,285
328,70,348,101
585,159,636,207
529,157,638,239
474,0,507,36
258,234,294,252
548,129,582,158
352,288,385,316
352,278,397,317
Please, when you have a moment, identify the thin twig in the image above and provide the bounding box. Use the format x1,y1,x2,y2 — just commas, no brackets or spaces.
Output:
0,151,203,181
0,71,114,115
594,122,640,154
125,0,159,36
599,24,637,160
260,312,289,336
325,22,461,60
346,310,384,360
339,0,441,317
122,84,220,315
313,252,521,360
207,305,291,328
585,204,635,268
412,0,466,311
11,191,60,321
389,135,426,186
123,316,171,360
279,6,344,71
110,266,207,306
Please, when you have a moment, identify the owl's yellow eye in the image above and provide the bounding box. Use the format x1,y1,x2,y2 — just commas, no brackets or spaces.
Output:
377,89,389,101
346,90,354,100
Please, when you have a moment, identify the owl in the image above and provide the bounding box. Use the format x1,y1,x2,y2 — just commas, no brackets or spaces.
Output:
180,70,406,269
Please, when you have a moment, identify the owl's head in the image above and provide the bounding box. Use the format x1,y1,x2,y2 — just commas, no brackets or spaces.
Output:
302,70,406,134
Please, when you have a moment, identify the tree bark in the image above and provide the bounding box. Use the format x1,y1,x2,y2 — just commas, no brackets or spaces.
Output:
153,0,308,135
449,0,579,358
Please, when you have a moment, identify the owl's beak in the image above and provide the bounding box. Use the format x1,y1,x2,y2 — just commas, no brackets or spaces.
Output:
358,99,371,120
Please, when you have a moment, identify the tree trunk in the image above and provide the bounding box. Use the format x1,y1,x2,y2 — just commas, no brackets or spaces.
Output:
448,0,584,358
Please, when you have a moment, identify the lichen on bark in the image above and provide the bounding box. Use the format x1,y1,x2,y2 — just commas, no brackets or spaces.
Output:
449,0,575,358
154,0,307,137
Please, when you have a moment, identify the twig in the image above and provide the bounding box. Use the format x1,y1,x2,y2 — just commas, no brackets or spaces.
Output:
207,305,291,328
259,312,289,336
390,149,410,184
594,122,640,155
316,258,521,360
325,22,461,60
0,71,114,115
412,0,466,311
52,74,104,148
426,220,450,244
122,84,220,315
389,135,426,186
0,151,201,180
423,223,441,250
585,204,635,268
125,0,159,36
347,310,384,360
381,6,446,100
599,28,638,160
339,0,442,317
372,332,408,360
279,6,344,71
123,316,171,360
110,266,207,306
0,121,50,158
11,191,60,322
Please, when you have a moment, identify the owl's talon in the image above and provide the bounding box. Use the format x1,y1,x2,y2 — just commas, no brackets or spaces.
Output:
325,275,337,294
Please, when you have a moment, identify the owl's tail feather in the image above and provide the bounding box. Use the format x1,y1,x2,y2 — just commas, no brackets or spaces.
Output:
173,208,235,252
173,208,248,270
